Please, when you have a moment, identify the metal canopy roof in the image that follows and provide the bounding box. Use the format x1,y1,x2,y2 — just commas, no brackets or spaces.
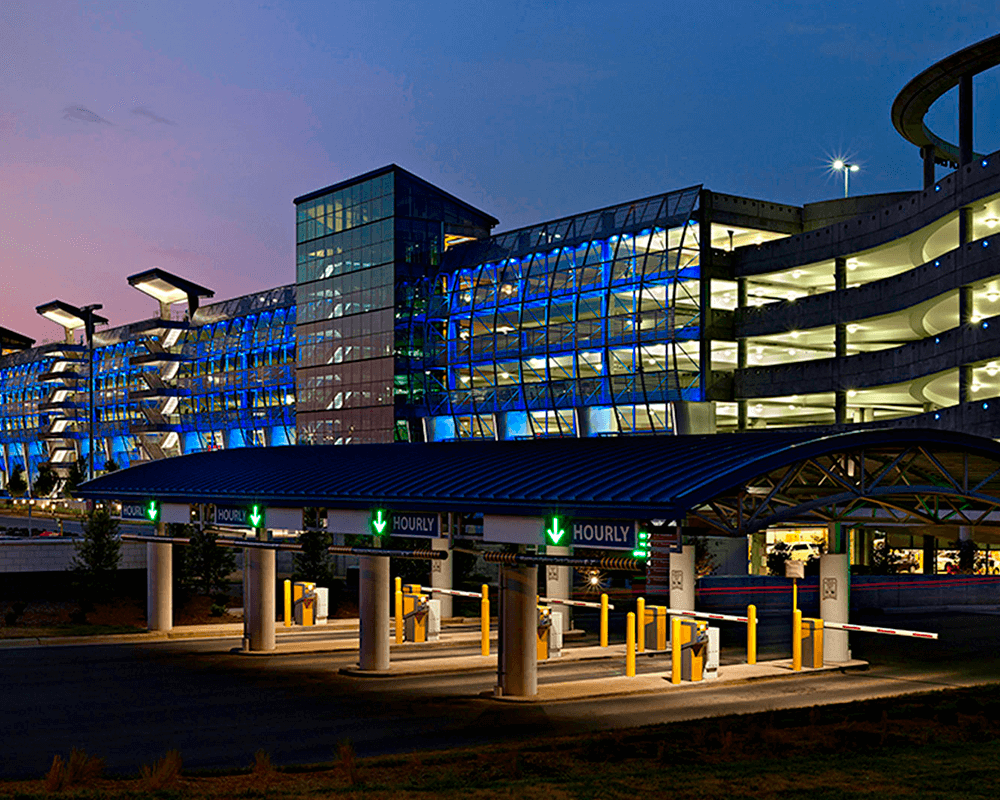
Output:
78,429,1000,533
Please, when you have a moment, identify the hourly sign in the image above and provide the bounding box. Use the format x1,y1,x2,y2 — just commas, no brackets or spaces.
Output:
570,519,636,551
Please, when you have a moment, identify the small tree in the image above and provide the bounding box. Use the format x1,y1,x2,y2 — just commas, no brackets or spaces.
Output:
293,528,334,586
63,461,88,498
7,465,27,498
180,526,237,596
72,505,122,603
33,463,58,498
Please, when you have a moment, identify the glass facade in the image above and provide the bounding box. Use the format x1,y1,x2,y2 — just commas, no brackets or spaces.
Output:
409,187,702,440
0,287,295,486
294,166,496,444
295,171,397,444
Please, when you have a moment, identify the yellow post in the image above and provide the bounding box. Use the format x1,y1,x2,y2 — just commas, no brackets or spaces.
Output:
747,604,757,665
792,608,802,671
395,576,402,594
626,612,636,677
600,593,609,647
480,583,490,656
792,578,798,614
636,597,646,653
395,586,404,644
671,616,682,684
283,579,292,627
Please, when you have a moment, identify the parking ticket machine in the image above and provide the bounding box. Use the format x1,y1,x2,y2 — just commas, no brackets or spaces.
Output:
293,581,316,626
800,617,824,668
643,605,668,651
401,584,440,643
677,618,708,681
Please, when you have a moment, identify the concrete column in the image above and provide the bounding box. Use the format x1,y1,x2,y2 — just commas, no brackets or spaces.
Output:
923,535,936,574
146,522,172,632
498,563,538,697
546,545,571,634
960,208,974,247
922,145,936,189
248,547,276,651
669,545,695,611
430,536,453,618
959,73,973,167
835,390,847,425
358,554,390,671
834,257,847,292
820,554,850,662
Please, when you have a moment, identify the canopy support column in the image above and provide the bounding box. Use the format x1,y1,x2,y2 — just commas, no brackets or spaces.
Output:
146,521,172,632
359,555,390,671
498,562,537,697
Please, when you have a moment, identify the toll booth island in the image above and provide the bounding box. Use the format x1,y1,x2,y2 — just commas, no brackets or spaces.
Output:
77,429,979,697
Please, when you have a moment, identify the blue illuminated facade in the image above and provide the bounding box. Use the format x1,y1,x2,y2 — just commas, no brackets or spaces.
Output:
0,286,295,488
413,186,704,440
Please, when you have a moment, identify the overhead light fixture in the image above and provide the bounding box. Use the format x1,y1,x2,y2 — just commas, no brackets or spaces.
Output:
985,218,1000,229
792,270,803,279
847,324,859,333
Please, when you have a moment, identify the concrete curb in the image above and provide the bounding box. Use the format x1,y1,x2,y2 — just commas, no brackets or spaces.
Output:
490,659,870,704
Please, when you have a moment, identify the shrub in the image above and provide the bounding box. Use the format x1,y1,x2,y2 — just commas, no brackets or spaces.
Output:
43,748,104,791
139,749,183,790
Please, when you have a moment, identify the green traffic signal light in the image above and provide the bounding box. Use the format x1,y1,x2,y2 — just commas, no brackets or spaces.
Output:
545,515,567,545
248,504,263,527
370,508,391,536
633,529,650,560
146,500,159,522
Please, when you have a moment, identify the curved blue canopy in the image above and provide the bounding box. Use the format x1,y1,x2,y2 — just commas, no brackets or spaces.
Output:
78,428,1000,529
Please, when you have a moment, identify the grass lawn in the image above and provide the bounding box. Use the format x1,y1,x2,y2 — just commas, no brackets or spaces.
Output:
2,684,999,798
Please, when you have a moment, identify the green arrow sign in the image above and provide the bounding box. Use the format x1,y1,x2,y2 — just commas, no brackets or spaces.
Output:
249,504,263,528
546,515,567,545
146,500,159,522
370,508,389,536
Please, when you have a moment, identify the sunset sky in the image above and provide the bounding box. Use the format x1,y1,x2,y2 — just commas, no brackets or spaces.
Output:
2,1,998,342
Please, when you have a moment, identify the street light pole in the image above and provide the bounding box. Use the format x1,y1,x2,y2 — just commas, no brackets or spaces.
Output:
80,304,102,481
832,160,861,198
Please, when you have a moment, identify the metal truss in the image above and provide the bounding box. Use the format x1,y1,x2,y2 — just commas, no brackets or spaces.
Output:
690,443,1000,534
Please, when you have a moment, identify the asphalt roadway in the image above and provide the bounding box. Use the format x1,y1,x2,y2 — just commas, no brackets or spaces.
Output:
1,609,998,779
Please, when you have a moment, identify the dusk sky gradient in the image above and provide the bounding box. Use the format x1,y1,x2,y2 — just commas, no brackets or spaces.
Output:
2,1,999,343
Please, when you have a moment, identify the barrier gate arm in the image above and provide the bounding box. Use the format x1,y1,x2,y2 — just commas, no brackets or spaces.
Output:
419,587,485,599
824,621,939,640
539,596,615,610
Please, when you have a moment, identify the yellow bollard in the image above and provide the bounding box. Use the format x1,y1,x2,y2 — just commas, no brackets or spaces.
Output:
792,608,802,671
395,576,402,594
395,587,404,644
480,584,490,656
626,612,636,677
671,616,682,684
747,604,757,665
283,579,292,627
636,597,645,653
600,593,609,647
792,578,798,614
